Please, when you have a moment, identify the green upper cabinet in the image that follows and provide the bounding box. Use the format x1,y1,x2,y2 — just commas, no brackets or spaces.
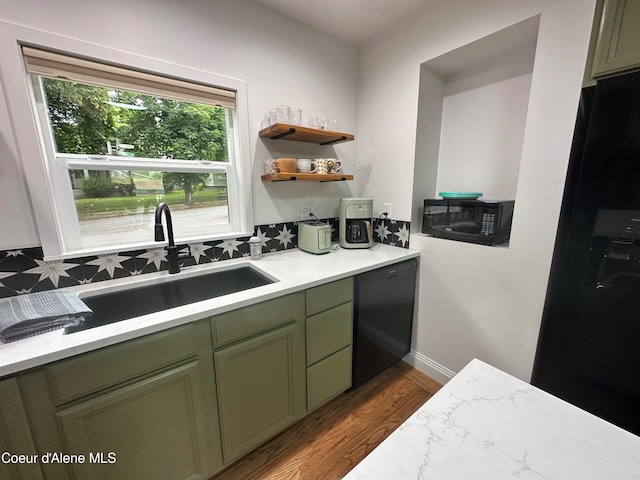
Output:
589,0,640,80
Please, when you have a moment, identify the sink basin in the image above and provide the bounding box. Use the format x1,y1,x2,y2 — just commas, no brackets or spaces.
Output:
65,266,275,333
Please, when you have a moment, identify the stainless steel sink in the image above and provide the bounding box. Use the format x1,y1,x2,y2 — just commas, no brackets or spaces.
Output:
65,266,275,333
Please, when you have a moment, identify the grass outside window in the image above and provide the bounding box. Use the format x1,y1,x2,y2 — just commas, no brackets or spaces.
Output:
75,189,228,217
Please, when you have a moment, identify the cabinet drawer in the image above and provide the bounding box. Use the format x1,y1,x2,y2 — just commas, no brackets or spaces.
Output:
306,277,353,316
306,302,352,366
211,293,303,349
307,346,352,411
46,323,201,406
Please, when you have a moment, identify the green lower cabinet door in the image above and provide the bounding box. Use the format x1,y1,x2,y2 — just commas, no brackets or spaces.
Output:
55,361,211,480
0,378,43,480
215,324,304,464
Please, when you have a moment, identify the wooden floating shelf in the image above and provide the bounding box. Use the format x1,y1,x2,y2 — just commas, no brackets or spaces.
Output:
261,173,354,182
259,123,355,145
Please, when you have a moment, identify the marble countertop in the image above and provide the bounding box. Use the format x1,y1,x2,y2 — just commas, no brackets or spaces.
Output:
0,243,418,378
344,358,640,480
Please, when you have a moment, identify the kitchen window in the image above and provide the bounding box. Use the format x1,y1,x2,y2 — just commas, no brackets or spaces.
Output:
23,46,253,258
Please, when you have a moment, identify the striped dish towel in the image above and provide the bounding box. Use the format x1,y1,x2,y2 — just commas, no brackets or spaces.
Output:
0,290,92,343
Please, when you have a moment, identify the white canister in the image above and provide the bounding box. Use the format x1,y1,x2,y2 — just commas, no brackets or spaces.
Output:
249,236,262,260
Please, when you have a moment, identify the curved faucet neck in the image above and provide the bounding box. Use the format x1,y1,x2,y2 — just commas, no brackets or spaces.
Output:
155,203,175,247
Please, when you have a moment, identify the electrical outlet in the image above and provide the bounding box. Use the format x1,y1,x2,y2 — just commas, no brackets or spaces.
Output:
383,203,392,218
300,205,313,221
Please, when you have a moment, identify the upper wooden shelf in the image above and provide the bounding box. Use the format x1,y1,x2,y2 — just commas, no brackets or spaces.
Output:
259,123,355,145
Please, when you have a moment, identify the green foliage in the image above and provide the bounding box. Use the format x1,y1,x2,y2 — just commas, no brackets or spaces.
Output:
114,180,135,197
74,189,227,215
43,78,116,154
42,78,229,206
162,172,210,206
74,195,158,215
112,93,229,162
81,176,115,197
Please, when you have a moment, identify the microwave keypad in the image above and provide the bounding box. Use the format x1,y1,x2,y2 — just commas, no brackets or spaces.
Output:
481,213,495,235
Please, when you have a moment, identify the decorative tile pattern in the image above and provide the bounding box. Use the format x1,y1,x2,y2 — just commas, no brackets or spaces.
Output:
0,217,409,298
374,218,411,248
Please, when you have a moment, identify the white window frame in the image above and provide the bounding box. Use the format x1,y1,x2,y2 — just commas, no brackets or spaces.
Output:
0,22,253,259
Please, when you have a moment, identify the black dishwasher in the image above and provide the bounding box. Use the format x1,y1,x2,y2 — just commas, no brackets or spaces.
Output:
352,258,418,388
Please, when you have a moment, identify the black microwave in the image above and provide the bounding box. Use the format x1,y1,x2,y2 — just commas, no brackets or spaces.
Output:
422,199,515,245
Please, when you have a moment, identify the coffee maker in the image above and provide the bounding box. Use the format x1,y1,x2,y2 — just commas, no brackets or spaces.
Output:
339,197,374,249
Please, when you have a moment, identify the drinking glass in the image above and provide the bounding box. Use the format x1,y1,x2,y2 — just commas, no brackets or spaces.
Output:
276,105,290,123
290,107,302,125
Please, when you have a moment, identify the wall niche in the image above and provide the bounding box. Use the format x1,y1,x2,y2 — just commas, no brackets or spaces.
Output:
411,15,540,234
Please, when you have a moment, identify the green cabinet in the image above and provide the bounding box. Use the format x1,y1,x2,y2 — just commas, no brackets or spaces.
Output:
306,302,352,366
212,292,305,464
307,346,352,411
586,0,640,82
215,324,304,463
55,361,211,480
0,378,43,480
211,293,302,349
305,278,353,411
17,321,223,480
45,324,205,406
2,275,360,476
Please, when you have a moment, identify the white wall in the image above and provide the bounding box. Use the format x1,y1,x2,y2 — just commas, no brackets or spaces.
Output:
357,0,596,382
0,0,598,384
0,0,358,249
0,79,38,249
436,46,535,199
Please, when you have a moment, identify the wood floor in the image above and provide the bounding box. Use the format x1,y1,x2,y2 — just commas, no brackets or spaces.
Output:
213,361,442,480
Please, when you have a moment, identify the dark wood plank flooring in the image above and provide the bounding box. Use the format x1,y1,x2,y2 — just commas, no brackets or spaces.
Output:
213,361,442,480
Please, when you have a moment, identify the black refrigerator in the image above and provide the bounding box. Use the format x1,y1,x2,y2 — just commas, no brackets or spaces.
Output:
532,70,640,436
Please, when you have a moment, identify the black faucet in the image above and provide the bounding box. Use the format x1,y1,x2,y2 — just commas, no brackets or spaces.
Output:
154,203,191,274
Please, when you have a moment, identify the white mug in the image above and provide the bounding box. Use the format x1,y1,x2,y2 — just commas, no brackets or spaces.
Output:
297,158,317,173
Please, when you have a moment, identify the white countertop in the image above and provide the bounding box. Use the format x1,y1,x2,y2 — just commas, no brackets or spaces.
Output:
344,358,640,480
0,243,418,378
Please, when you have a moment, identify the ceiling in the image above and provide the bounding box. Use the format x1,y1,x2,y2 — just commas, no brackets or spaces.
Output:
256,0,440,45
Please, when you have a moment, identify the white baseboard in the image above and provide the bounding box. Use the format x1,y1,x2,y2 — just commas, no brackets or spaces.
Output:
402,349,456,385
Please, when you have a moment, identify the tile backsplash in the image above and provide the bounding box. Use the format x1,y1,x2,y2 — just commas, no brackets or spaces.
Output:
0,217,410,298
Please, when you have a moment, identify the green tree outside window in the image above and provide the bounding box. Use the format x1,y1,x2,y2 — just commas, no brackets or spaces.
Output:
42,78,228,207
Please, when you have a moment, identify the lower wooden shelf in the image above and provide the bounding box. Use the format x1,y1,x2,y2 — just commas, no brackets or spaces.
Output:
261,173,354,182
